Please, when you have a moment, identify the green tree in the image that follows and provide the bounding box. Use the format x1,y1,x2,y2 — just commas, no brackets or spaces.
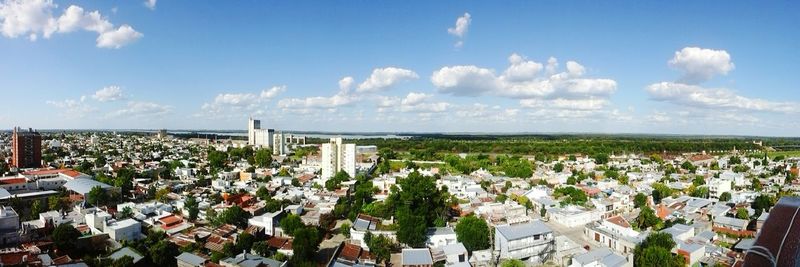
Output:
111,255,134,267
651,183,672,204
634,232,684,267
454,215,490,252
340,222,351,237
236,232,255,253
48,196,63,211
215,206,251,228
252,241,270,257
635,206,662,230
736,208,750,219
634,193,648,208
291,227,321,265
719,192,732,202
87,186,108,207
593,153,609,164
367,234,394,265
149,240,180,267
254,149,272,168
752,195,774,217
207,150,227,170
396,207,428,248
554,162,565,172
30,199,44,219
256,186,271,200
185,197,199,221
280,214,305,236
155,187,171,203
500,259,526,267
52,223,81,252
119,206,134,219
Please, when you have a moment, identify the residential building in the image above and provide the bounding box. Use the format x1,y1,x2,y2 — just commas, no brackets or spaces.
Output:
176,252,208,267
321,137,356,183
248,210,283,236
221,252,286,267
402,248,433,267
0,206,20,245
11,127,41,169
583,216,641,255
495,221,555,264
569,248,631,267
248,118,275,148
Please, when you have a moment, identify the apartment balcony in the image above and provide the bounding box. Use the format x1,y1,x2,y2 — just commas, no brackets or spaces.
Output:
508,238,553,251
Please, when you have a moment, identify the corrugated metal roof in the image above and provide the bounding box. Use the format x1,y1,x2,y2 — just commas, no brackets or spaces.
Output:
495,220,552,241
63,178,112,195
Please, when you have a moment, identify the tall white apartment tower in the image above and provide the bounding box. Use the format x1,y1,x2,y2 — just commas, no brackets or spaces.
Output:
321,137,356,183
248,117,274,148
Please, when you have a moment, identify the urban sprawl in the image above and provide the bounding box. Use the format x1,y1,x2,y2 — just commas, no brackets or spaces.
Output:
0,120,797,267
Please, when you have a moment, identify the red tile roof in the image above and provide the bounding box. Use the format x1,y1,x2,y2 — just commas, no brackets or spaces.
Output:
22,168,82,178
339,243,362,262
606,215,631,228
0,178,27,185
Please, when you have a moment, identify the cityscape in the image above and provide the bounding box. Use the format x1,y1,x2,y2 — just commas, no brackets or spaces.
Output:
1,1,799,267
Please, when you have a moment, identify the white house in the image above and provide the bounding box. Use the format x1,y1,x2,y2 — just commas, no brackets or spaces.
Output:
495,221,555,264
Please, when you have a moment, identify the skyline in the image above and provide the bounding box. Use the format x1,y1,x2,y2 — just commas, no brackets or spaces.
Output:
1,1,799,136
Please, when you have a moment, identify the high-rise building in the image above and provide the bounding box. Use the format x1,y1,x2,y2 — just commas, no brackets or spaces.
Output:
272,131,286,155
321,137,356,183
248,117,274,148
11,127,41,169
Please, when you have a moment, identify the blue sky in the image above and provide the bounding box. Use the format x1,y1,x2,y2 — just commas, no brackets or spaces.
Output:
1,1,798,136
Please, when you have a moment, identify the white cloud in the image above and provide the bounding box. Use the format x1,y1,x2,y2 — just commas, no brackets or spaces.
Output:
356,67,418,93
455,103,519,122
91,85,124,102
400,92,431,106
668,47,734,84
57,5,112,34
431,65,499,96
260,85,286,99
108,101,171,118
278,93,357,110
96,24,142,49
447,12,471,37
431,54,617,100
447,12,471,47
0,0,57,40
646,82,797,113
46,97,96,118
197,85,285,119
338,76,354,91
0,0,141,48
519,98,609,110
144,0,157,10
503,53,544,82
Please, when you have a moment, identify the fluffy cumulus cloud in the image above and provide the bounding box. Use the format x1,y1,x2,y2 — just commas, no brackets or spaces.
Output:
356,67,418,93
447,12,471,47
647,47,797,114
91,85,124,102
519,98,609,111
199,86,286,119
144,0,157,10
0,0,141,48
669,47,734,84
108,101,171,118
455,103,519,122
431,53,617,100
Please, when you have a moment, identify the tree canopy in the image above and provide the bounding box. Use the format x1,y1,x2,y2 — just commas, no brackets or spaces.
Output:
454,215,490,252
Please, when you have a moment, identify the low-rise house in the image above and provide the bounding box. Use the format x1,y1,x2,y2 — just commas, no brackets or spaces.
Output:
221,252,287,267
426,227,457,248
402,248,433,267
495,221,555,264
548,206,602,228
569,248,631,267
249,210,284,236
584,216,641,255
176,252,208,267
712,216,753,237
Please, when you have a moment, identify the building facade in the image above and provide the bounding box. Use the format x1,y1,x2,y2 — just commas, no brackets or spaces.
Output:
248,118,274,148
495,221,555,264
321,137,356,182
11,127,41,169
